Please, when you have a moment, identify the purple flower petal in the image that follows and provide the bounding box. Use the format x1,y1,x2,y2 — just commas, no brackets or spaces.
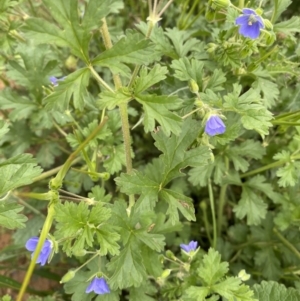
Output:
86,277,110,295
256,15,265,28
25,237,39,251
242,8,256,15
25,237,53,266
235,15,250,25
205,115,226,136
180,240,198,253
49,76,58,85
239,23,260,39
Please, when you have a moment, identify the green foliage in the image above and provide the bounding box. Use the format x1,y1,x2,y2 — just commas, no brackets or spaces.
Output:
185,249,257,301
253,281,300,300
54,201,120,256
223,84,273,137
117,119,210,223
0,201,27,229
0,154,42,196
24,0,123,63
1,0,300,300
44,68,90,111
93,32,157,76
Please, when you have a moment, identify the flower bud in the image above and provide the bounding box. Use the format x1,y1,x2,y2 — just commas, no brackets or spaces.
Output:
255,8,263,16
263,19,273,30
188,79,199,93
206,43,218,53
200,201,207,211
160,269,171,279
212,0,231,9
65,55,77,71
238,269,250,281
60,270,76,283
165,250,176,260
183,263,190,272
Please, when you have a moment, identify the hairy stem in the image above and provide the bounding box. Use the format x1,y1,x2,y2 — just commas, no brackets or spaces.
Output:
217,157,229,236
208,179,217,249
100,18,134,211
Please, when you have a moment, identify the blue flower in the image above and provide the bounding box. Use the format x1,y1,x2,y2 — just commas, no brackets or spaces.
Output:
235,8,264,39
86,277,110,295
49,76,65,86
25,237,53,266
180,241,198,253
205,115,226,136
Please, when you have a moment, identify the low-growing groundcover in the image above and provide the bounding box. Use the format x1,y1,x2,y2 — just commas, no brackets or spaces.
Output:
0,0,300,300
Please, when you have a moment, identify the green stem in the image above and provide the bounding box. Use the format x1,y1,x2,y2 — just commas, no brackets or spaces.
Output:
128,20,155,89
17,198,45,216
99,18,134,211
180,0,200,30
238,0,245,9
241,154,300,178
217,184,227,237
15,192,50,201
89,66,114,93
273,228,300,260
28,0,37,17
157,0,175,18
200,202,213,245
50,117,108,189
16,201,56,301
271,0,278,23
217,158,229,236
208,179,217,249
240,160,286,178
70,253,99,277
272,121,300,126
119,104,133,174
32,157,81,183
274,110,300,120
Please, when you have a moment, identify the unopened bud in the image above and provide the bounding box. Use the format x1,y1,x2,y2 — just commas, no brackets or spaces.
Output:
60,270,76,283
65,55,77,71
255,8,263,16
166,250,176,260
212,0,231,9
263,19,273,30
200,201,207,211
238,269,250,281
206,43,218,53
183,263,190,272
189,79,199,93
161,269,171,279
